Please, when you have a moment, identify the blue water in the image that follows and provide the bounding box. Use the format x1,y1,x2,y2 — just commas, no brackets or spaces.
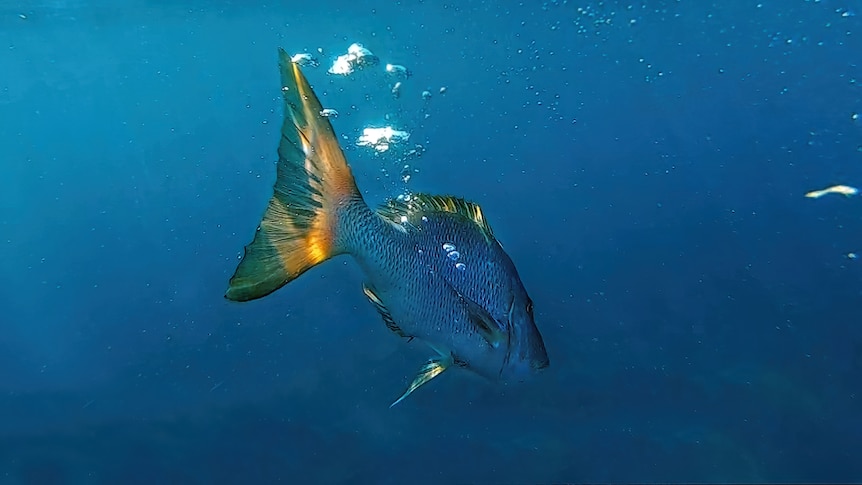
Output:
2,0,861,483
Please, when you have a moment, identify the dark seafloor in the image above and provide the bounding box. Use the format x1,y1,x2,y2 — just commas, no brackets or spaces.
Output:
1,0,860,483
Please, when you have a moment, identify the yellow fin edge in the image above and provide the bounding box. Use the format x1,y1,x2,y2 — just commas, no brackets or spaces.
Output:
390,356,452,408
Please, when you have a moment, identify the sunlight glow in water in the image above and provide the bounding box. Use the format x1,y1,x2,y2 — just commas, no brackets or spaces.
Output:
356,126,410,153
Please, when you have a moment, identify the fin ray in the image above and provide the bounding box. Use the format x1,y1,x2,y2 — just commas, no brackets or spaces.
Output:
376,193,495,241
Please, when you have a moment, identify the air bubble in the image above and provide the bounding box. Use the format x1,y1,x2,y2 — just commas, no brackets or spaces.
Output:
455,262,466,271
447,250,460,261
443,243,456,252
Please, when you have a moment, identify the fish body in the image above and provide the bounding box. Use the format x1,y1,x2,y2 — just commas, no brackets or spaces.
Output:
805,184,858,198
226,49,549,405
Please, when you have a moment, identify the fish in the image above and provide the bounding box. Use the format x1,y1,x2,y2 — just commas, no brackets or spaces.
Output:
804,184,858,198
225,48,550,406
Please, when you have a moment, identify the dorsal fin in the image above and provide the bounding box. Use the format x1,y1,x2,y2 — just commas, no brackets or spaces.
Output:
376,193,495,241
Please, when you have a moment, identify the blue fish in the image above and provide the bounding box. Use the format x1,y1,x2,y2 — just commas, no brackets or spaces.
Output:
226,49,549,406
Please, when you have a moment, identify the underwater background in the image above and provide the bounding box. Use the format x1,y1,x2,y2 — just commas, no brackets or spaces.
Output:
1,0,861,483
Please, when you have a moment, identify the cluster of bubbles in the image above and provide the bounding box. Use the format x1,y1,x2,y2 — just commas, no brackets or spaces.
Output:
290,43,447,201
356,126,410,153
443,243,467,271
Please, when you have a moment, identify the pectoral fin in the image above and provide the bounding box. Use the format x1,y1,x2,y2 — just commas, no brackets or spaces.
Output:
441,279,507,348
464,299,507,348
390,356,452,408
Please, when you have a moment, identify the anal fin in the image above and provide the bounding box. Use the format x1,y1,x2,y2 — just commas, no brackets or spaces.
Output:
390,357,452,408
362,284,412,341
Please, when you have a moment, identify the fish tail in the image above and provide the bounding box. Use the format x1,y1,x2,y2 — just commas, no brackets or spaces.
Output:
225,48,362,302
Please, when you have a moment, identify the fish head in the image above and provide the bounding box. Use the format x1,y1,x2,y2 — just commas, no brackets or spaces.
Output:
449,257,549,383
413,202,551,384
499,282,550,382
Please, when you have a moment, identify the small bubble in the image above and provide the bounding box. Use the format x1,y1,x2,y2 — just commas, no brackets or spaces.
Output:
443,243,456,252
455,262,466,271
447,251,460,261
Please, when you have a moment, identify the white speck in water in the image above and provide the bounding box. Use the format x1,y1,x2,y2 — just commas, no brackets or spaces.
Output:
455,262,466,271
447,250,460,261
442,243,456,252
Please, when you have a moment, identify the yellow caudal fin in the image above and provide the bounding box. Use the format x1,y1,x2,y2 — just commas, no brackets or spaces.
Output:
225,48,360,302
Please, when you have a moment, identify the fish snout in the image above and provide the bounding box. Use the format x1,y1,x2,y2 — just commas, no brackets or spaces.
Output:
500,356,548,383
501,310,550,382
501,336,550,382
